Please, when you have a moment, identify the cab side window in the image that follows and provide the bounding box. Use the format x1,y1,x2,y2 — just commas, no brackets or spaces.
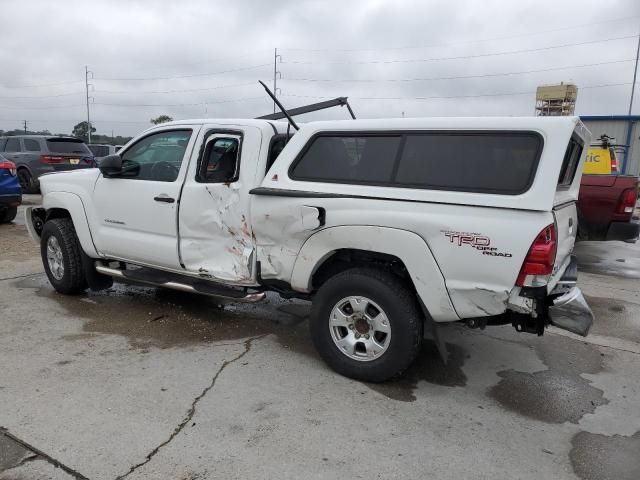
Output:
120,130,192,182
197,137,240,183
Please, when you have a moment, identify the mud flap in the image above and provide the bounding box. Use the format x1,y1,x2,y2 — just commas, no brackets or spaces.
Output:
81,251,113,291
548,287,594,337
420,299,448,363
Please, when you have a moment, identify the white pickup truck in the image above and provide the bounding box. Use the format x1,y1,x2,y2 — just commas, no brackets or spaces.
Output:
26,115,594,382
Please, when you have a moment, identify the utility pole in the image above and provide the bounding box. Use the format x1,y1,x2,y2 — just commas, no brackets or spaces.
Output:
273,48,281,113
85,65,94,143
22,120,28,133
622,29,640,174
628,32,640,116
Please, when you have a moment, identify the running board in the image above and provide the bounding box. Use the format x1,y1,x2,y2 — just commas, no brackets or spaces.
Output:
94,263,265,303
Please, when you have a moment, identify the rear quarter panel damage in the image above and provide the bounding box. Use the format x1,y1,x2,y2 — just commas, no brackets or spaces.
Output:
252,194,553,321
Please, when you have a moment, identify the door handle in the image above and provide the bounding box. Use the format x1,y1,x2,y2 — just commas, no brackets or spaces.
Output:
154,195,175,203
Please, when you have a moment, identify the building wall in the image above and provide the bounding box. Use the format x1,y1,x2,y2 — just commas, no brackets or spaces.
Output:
580,119,640,175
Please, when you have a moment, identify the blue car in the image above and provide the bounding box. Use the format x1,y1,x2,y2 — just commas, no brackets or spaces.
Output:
0,153,21,223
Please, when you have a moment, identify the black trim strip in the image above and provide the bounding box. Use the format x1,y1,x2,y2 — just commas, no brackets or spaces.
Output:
250,187,339,198
249,186,541,211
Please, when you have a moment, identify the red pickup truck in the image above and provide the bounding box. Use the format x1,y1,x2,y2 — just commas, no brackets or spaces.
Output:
577,139,639,242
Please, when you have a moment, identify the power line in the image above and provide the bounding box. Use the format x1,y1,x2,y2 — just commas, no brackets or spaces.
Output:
95,81,256,95
0,91,85,100
281,81,637,102
93,96,265,108
281,15,640,53
96,63,271,82
282,59,635,84
106,48,272,74
282,35,639,66
0,103,86,110
0,117,150,124
0,79,84,89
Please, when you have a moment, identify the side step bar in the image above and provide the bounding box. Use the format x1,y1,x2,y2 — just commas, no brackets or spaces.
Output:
94,263,266,303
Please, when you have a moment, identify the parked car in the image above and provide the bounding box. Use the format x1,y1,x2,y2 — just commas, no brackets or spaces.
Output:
88,144,118,162
577,135,639,242
0,135,95,194
0,154,21,223
26,116,593,382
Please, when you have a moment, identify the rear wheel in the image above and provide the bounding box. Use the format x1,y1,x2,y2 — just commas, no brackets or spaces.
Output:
310,268,423,382
17,168,38,194
0,206,17,223
41,218,87,294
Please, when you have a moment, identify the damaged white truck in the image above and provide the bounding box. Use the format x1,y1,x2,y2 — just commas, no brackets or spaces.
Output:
26,112,594,382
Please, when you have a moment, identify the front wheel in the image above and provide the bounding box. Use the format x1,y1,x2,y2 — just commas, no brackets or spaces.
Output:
41,218,87,294
310,268,423,382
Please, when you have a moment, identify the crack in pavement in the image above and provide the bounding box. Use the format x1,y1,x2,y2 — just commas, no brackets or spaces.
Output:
114,334,267,480
0,427,90,479
0,272,43,282
2,453,39,472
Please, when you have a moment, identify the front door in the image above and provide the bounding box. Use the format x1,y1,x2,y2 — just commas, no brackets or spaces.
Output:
92,127,198,270
178,127,258,285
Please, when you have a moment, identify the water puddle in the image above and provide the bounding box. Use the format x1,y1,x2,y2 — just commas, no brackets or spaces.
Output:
365,342,468,402
570,430,640,480
15,276,312,353
487,335,608,423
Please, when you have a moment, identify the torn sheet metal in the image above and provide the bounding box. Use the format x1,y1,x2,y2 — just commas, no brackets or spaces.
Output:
448,287,510,318
178,182,256,284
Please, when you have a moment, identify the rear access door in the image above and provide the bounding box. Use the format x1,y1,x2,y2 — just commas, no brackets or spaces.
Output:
178,125,262,285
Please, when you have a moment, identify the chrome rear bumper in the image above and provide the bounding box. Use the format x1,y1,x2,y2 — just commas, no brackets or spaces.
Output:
546,255,594,336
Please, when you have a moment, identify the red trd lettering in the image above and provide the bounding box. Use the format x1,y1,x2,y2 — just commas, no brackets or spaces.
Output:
444,232,491,247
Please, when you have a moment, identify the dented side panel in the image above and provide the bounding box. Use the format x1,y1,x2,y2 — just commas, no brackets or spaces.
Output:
252,194,552,321
177,126,264,285
290,226,460,322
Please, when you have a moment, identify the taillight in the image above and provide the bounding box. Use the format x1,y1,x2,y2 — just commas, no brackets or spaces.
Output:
610,150,618,174
40,154,64,164
0,160,17,176
516,223,557,287
617,188,637,214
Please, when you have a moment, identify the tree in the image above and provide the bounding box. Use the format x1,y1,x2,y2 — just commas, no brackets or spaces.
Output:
72,121,96,141
150,115,173,125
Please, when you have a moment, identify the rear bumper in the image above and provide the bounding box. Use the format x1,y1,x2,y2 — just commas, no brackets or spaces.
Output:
547,255,593,336
549,287,594,336
0,194,22,207
509,255,594,337
605,220,640,242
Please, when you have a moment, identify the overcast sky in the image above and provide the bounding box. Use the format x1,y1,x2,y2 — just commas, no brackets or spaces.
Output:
1,0,640,137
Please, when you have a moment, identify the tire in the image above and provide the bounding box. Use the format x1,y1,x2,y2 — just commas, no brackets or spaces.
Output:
17,168,39,194
310,268,423,382
0,206,17,223
40,218,87,294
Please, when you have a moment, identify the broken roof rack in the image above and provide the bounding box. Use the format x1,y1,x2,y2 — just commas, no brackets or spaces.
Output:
256,81,356,126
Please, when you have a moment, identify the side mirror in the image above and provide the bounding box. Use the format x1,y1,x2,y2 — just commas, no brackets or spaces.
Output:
99,155,122,177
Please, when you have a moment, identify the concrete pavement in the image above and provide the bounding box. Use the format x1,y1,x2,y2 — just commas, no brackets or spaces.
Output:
1,199,639,479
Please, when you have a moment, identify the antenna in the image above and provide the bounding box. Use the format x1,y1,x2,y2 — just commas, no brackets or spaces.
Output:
258,80,299,131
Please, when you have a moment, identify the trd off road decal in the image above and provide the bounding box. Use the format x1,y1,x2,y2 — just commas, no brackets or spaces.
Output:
441,230,512,258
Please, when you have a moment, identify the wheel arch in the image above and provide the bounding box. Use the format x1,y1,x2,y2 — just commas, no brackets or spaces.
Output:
290,226,459,322
42,191,98,257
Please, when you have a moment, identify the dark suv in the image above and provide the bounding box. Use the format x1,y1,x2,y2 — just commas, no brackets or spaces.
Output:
0,135,95,193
